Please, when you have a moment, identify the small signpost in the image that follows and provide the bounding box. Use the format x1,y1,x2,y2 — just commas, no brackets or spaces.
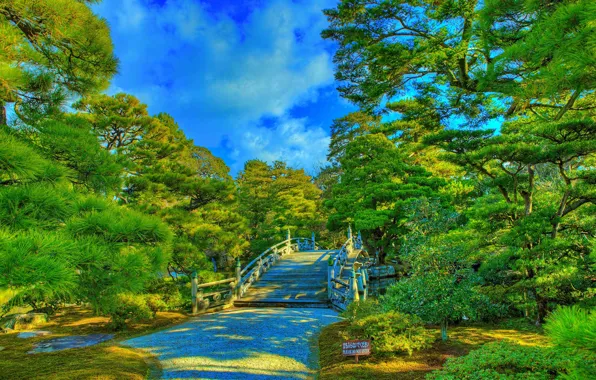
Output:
342,339,371,363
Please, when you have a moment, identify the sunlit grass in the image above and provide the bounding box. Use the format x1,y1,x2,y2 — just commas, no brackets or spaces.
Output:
318,321,549,380
0,287,31,315
0,306,188,380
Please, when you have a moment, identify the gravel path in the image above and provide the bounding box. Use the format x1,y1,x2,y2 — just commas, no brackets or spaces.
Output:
124,308,340,379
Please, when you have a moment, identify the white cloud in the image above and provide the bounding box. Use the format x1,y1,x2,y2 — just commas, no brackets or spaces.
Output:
115,0,147,30
229,116,330,174
94,0,338,172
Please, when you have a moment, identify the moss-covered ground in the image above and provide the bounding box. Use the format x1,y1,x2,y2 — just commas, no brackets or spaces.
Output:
318,320,549,380
0,306,188,379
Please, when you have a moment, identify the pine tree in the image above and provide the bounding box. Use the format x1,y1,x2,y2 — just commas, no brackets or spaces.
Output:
0,0,117,124
327,133,444,264
238,160,324,252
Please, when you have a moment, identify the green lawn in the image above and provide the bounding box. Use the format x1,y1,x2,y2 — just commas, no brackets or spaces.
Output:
318,320,549,380
0,306,188,380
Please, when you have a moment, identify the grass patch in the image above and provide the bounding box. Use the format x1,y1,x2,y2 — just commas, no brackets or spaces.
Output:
0,306,188,380
0,288,30,315
318,320,549,380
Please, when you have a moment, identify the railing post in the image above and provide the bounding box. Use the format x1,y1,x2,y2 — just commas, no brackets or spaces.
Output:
235,257,241,298
229,280,236,304
286,228,291,253
191,271,198,314
350,266,360,302
312,232,316,250
357,267,366,301
197,289,206,312
327,256,334,299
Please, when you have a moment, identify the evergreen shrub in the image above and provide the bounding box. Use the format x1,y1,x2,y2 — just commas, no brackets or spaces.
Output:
427,341,571,379
144,294,167,315
103,293,153,330
348,311,435,356
341,299,382,323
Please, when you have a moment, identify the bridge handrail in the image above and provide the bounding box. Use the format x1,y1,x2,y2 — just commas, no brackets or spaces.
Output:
241,240,289,277
190,234,322,314
240,237,318,277
237,237,321,298
196,278,236,289
327,230,370,311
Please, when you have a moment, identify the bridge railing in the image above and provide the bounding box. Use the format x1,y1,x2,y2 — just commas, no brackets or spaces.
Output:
328,228,371,311
190,233,320,314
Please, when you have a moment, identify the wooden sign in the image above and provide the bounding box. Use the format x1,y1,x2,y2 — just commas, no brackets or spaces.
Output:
342,339,371,362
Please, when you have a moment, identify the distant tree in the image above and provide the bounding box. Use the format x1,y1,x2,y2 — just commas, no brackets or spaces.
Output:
326,133,444,264
328,112,381,165
237,160,324,252
74,93,154,154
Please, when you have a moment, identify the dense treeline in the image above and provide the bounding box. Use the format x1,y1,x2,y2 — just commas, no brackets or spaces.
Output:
320,0,595,377
0,0,325,325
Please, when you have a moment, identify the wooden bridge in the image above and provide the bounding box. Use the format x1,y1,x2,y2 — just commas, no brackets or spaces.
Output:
190,228,373,314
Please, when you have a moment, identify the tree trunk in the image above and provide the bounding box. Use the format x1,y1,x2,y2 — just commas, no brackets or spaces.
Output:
0,102,6,126
440,320,448,341
378,246,386,265
535,293,548,326
523,289,529,318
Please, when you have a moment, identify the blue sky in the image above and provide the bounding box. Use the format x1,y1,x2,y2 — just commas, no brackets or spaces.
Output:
93,0,355,175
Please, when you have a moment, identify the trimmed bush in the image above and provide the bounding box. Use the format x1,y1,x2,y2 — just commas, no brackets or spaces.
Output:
348,311,435,356
426,341,572,379
146,278,183,310
102,293,153,331
341,299,382,323
144,294,167,315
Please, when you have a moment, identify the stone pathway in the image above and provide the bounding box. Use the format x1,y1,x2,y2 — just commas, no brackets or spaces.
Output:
124,308,340,379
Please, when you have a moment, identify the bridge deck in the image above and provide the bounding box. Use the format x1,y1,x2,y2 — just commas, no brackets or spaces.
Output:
234,250,335,308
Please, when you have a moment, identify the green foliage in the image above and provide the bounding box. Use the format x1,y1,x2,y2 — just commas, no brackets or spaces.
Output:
144,294,167,315
0,184,73,229
347,311,435,356
327,134,445,263
68,207,172,244
382,273,487,341
0,230,77,314
238,159,324,252
427,341,571,380
74,93,154,153
544,306,596,378
102,293,153,331
341,299,382,323
146,278,184,310
35,116,123,193
545,306,596,353
0,0,117,123
322,0,596,123
0,130,63,183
